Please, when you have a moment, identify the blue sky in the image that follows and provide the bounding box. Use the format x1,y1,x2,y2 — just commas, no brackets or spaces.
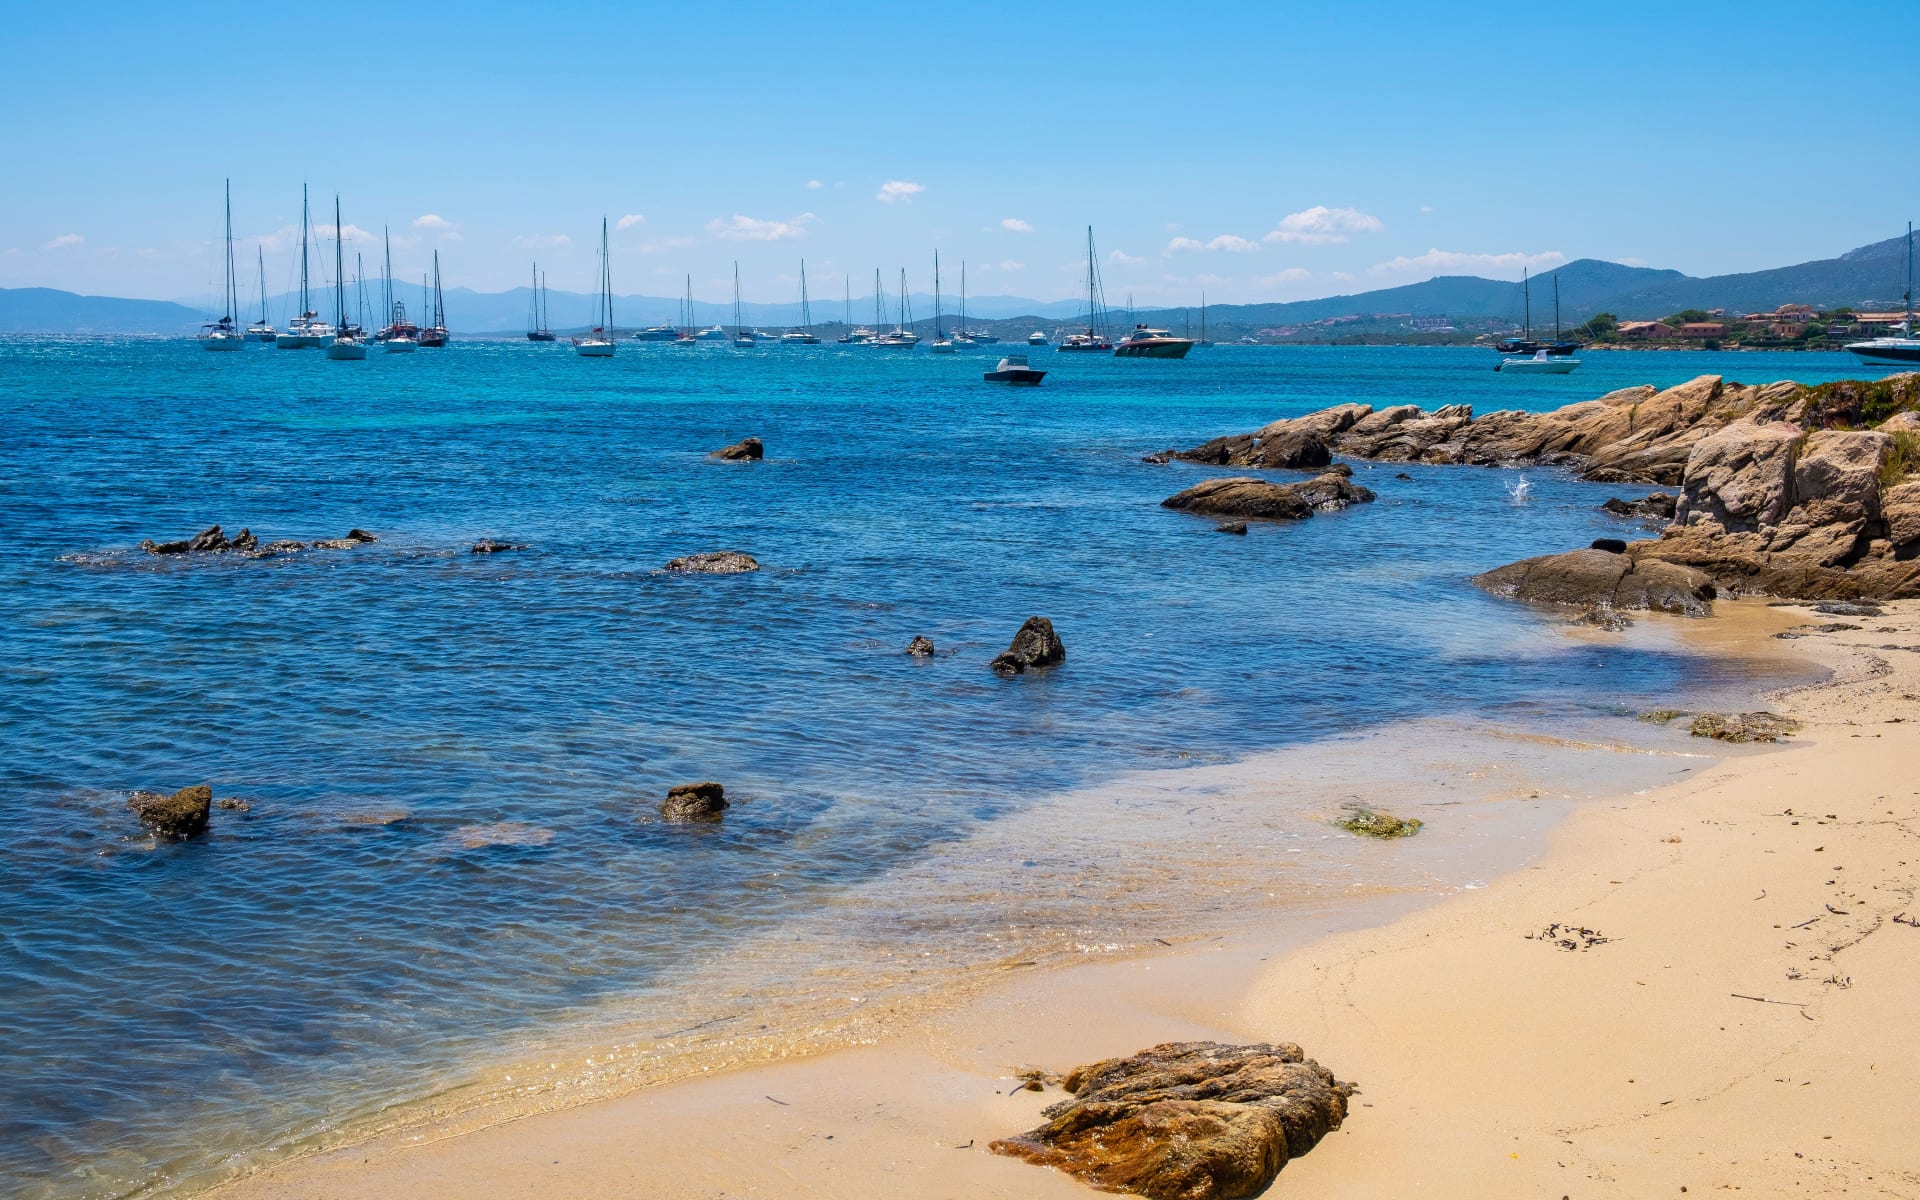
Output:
4,1,1914,308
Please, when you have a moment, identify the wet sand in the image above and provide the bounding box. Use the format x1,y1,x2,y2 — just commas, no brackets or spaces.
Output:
211,600,1920,1199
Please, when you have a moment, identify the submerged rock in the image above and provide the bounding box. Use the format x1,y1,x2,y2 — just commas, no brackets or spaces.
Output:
1162,471,1374,522
345,529,378,543
990,1041,1351,1200
128,785,212,839
660,781,729,823
1689,711,1801,743
244,539,307,558
1214,521,1248,535
1571,604,1633,631
471,539,524,554
1337,808,1423,838
905,635,936,657
713,436,764,462
1141,449,1176,465
1472,547,1716,616
990,616,1065,675
665,551,760,574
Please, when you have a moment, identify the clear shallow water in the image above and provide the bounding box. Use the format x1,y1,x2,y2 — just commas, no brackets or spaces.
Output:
0,341,1869,1197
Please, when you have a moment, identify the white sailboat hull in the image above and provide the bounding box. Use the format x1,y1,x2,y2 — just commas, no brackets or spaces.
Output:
575,341,615,357
200,333,245,352
384,338,417,353
326,340,368,361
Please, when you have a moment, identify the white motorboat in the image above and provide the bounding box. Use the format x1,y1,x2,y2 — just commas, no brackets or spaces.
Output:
1114,324,1194,359
1846,224,1919,367
1028,330,1047,346
574,218,617,357
1495,349,1580,374
984,354,1045,385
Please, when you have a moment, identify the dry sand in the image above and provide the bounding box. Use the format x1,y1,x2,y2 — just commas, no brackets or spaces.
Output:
213,601,1920,1199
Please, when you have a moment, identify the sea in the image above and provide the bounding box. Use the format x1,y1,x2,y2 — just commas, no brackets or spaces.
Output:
0,340,1880,1199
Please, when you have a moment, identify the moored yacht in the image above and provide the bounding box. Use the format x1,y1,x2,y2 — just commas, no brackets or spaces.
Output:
1057,227,1113,352
1114,324,1194,359
635,323,679,341
277,186,331,348
324,196,367,361
246,246,276,342
575,218,617,357
781,259,821,343
200,180,245,352
1495,349,1579,374
1028,330,1047,346
1846,224,1919,367
984,354,1046,385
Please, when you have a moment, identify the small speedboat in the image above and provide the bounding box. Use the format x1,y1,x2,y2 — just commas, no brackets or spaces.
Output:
1028,330,1048,346
984,354,1046,385
1495,349,1580,374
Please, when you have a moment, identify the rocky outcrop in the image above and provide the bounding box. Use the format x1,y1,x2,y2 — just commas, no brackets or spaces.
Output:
713,436,764,461
1215,521,1248,535
1472,548,1716,615
1689,712,1800,743
141,526,375,557
128,785,212,839
660,781,728,823
1162,470,1374,522
1337,809,1421,838
1602,492,1678,520
905,635,935,657
990,616,1065,675
990,1041,1351,1200
471,539,524,554
665,551,759,574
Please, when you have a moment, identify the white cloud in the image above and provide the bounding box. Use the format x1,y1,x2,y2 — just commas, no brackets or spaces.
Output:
1001,217,1033,233
1110,250,1144,266
1208,235,1259,253
805,179,824,189
1264,206,1385,245
1165,237,1205,254
706,213,816,241
1255,267,1312,287
616,213,646,230
998,259,1025,271
43,233,84,250
876,180,925,204
513,233,572,249
1368,248,1566,277
639,236,695,253
413,213,457,231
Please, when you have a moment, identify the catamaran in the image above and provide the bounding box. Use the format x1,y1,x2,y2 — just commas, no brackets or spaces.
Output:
782,260,820,343
1846,223,1920,367
246,246,276,342
1059,227,1114,352
199,180,245,351
276,185,333,348
526,264,555,342
574,218,616,356
325,197,367,361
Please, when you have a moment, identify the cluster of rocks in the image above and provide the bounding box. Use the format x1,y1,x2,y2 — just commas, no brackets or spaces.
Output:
140,525,377,558
991,1041,1352,1200
711,436,764,462
1193,373,1919,605
664,551,760,574
1161,466,1376,522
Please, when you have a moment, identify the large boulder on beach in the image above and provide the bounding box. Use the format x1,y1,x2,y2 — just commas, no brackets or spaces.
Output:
713,436,764,461
660,781,728,823
990,616,1065,675
128,785,212,839
1473,547,1716,615
665,551,759,574
990,1041,1352,1200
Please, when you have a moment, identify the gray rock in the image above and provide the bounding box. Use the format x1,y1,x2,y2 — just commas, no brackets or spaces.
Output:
990,616,1065,675
906,635,936,657
1472,547,1716,616
660,781,729,823
665,551,760,574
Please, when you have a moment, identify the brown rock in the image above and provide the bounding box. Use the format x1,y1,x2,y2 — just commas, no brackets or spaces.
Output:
1472,547,1716,615
230,528,258,551
990,616,1065,675
665,551,759,574
905,635,935,656
1214,521,1248,535
345,529,378,543
128,785,212,839
1689,712,1800,743
660,781,728,823
713,436,764,461
1163,477,1311,521
990,1041,1351,1200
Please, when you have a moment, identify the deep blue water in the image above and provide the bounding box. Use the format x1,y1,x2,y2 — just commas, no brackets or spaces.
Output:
0,341,1879,1197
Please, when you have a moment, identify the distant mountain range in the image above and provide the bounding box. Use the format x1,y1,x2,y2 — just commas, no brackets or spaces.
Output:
3,235,1908,337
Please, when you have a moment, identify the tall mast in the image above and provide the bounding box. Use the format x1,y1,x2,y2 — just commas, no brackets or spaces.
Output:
733,261,743,335
222,179,236,326
333,195,345,332
960,260,967,332
299,184,311,320
384,227,394,330
529,261,538,334
432,250,445,328
799,258,812,332
874,268,884,329
1553,274,1561,339
541,270,549,333
844,274,851,328
257,246,268,324
1523,268,1532,340
601,217,612,331
356,252,366,332
933,251,943,338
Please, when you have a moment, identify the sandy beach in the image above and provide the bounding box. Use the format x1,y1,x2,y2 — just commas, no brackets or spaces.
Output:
209,600,1920,1200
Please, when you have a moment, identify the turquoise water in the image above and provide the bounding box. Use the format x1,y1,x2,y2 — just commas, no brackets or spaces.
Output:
0,341,1875,1198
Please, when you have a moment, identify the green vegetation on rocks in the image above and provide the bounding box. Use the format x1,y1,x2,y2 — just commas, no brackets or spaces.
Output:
1337,808,1423,839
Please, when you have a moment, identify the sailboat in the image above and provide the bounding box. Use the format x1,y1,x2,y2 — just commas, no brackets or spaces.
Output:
1058,226,1113,351
782,260,820,343
731,263,755,347
417,251,449,347
930,252,956,353
246,246,276,342
276,185,332,348
1846,223,1920,366
1496,270,1579,372
842,273,877,343
378,227,419,351
526,263,556,341
200,180,245,351
874,268,919,347
574,217,616,356
1197,292,1214,347
673,274,698,346
956,261,995,343
325,197,367,360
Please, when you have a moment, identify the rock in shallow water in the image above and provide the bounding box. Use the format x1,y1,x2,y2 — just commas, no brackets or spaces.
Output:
660,781,729,823
471,539,524,554
990,1041,1352,1200
1473,547,1715,616
1689,712,1801,743
128,785,212,839
905,635,936,657
1161,471,1374,522
1338,808,1422,838
713,436,764,461
665,551,759,574
990,616,1065,675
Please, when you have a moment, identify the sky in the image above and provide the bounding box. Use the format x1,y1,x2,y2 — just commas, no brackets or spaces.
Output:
4,1,1915,312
